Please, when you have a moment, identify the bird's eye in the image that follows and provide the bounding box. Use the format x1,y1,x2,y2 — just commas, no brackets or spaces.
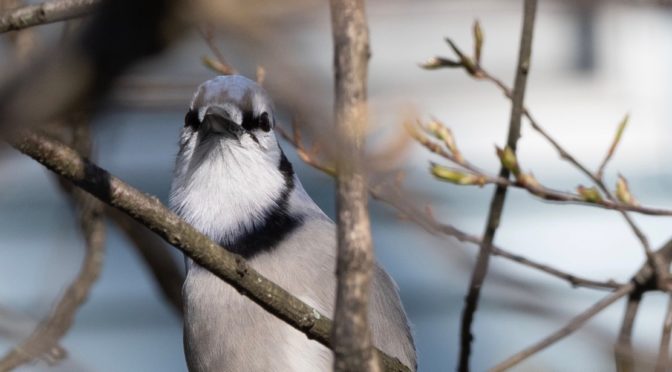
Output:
185,109,200,130
258,112,272,132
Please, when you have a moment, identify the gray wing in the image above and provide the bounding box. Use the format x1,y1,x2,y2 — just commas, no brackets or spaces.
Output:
370,265,417,371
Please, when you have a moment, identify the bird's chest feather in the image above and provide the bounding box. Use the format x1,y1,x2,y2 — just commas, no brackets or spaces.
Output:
170,144,286,245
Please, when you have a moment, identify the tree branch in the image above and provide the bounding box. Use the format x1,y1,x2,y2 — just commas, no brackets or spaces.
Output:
491,283,635,372
492,238,672,371
656,294,672,372
7,130,412,372
457,1,537,370
0,0,98,34
615,292,643,372
329,0,379,371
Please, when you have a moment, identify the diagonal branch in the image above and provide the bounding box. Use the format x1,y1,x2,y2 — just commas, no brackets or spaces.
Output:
492,238,672,371
7,130,412,372
457,1,537,370
0,0,99,34
491,283,635,372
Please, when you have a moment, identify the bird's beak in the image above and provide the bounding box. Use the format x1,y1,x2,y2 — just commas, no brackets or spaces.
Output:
202,106,243,138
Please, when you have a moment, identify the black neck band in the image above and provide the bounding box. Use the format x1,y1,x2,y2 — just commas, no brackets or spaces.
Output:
221,151,303,258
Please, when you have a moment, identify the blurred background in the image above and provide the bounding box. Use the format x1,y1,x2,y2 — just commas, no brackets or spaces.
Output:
2,0,672,370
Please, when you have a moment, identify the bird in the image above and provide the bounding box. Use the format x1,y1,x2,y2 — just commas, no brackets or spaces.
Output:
169,75,416,372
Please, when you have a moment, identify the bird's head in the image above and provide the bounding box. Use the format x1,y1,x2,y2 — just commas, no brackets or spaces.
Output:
170,75,297,246
182,75,281,158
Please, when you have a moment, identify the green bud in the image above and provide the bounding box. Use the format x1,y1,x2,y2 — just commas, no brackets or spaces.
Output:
430,163,483,186
616,175,638,206
577,185,603,203
496,146,520,176
473,20,484,64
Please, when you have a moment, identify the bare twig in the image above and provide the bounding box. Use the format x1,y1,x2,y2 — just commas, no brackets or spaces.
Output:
656,294,672,372
277,125,336,176
108,208,183,315
0,0,98,33
596,114,629,180
8,131,411,372
435,222,622,290
199,25,237,75
428,161,672,216
491,283,635,372
615,292,643,372
329,0,380,371
411,118,672,216
492,239,672,371
458,2,537,371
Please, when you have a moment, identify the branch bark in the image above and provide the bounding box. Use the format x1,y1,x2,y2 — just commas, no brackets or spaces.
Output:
7,130,412,372
656,294,672,372
329,0,378,371
615,292,643,372
457,1,537,370
492,239,672,371
0,0,98,34
491,283,635,372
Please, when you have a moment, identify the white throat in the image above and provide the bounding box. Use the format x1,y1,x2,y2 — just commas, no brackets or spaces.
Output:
169,136,288,244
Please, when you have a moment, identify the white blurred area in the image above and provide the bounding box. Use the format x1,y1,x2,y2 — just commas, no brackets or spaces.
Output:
2,0,672,371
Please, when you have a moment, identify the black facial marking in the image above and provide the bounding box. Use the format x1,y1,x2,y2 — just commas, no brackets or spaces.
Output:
259,112,272,132
241,111,273,133
220,151,302,258
185,109,200,130
241,110,256,132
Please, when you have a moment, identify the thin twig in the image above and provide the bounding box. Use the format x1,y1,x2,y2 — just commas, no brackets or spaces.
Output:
199,25,237,75
596,114,628,180
656,294,672,372
277,125,336,176
8,131,412,372
0,0,98,33
491,239,672,371
411,118,672,216
458,2,537,371
490,283,635,372
615,292,643,372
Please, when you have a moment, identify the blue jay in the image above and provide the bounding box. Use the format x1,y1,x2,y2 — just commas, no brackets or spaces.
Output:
169,75,416,372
